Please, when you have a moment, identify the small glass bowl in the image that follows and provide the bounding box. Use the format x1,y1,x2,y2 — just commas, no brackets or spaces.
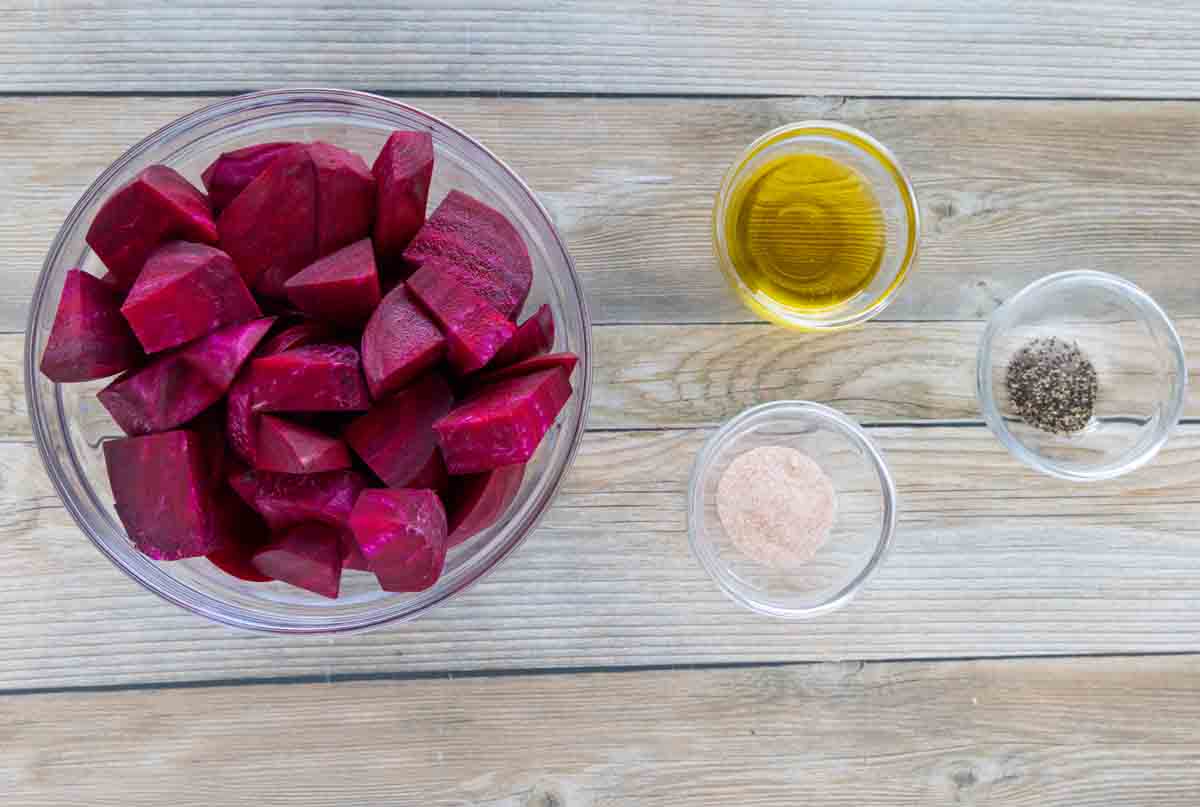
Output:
688,401,897,618
977,271,1187,481
712,121,920,330
25,89,592,633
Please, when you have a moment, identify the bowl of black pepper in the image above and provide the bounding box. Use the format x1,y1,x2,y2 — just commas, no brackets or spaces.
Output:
977,271,1187,481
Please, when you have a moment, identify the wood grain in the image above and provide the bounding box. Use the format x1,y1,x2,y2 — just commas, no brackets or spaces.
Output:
8,320,1198,441
5,656,1200,805
7,1,1200,98
4,423,1200,690
8,97,1200,329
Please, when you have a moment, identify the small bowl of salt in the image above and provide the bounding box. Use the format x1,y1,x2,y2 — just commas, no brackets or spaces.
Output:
688,401,897,618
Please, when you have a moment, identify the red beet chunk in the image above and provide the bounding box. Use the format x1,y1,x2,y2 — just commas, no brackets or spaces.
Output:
206,487,273,582
492,304,554,367
476,352,578,386
340,532,372,571
86,165,217,288
360,285,445,400
408,260,516,373
344,373,454,488
40,269,142,382
284,238,381,327
403,190,532,318
121,241,260,353
447,463,525,548
309,142,376,257
99,317,273,435
201,142,298,213
228,320,338,466
255,319,338,358
103,430,221,560
256,414,352,474
252,522,343,599
218,145,318,294
434,368,572,474
409,450,449,495
372,131,434,258
349,489,447,592
247,344,370,413
229,467,368,532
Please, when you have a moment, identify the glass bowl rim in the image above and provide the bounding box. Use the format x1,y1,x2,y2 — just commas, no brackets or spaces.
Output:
24,87,593,633
687,400,898,619
711,120,921,331
975,269,1187,482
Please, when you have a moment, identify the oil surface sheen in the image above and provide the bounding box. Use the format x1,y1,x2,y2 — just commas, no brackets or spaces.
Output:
724,153,884,311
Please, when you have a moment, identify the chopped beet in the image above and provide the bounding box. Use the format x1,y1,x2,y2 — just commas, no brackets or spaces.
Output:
447,463,526,548
343,373,454,488
476,352,578,386
103,430,220,560
256,414,352,474
40,269,143,382
360,284,445,399
228,467,368,532
407,259,516,373
409,450,449,495
218,144,318,294
372,131,434,258
206,487,273,582
403,190,532,318
491,304,555,367
228,320,340,465
121,241,260,353
309,142,376,257
255,319,337,357
349,489,447,592
98,317,274,435
86,165,217,288
284,238,381,327
434,368,572,474
252,522,343,599
247,344,370,413
340,532,372,571
201,142,299,213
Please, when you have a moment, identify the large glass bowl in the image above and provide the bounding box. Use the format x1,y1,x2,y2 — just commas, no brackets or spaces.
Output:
25,89,592,633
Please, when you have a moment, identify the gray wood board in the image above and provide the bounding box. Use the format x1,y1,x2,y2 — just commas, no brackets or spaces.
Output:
6,97,1200,330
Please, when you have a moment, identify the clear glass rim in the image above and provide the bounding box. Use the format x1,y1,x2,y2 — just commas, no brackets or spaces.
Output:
712,120,921,331
687,400,898,619
976,270,1187,482
24,87,593,633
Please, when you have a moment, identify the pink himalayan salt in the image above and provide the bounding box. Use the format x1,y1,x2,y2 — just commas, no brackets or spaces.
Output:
716,445,836,570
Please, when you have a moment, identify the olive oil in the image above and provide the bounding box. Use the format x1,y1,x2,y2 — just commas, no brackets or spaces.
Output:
723,153,885,311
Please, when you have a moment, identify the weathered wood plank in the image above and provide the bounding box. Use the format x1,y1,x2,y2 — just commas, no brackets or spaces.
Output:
8,320,1199,440
3,425,1200,690
5,656,1200,805
6,96,1200,330
7,1,1200,98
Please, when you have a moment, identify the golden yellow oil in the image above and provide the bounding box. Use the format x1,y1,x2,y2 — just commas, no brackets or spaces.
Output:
723,153,885,311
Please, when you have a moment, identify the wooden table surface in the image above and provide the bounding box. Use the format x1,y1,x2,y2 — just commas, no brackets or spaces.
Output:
5,3,1200,804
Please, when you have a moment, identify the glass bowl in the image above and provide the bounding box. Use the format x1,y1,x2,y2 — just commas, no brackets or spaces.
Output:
977,271,1186,481
25,89,592,633
712,121,920,330
688,401,897,618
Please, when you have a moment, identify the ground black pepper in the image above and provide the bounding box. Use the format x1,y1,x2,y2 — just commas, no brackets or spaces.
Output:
1005,336,1098,434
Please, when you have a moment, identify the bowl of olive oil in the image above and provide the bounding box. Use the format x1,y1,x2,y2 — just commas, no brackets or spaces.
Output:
713,122,919,330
